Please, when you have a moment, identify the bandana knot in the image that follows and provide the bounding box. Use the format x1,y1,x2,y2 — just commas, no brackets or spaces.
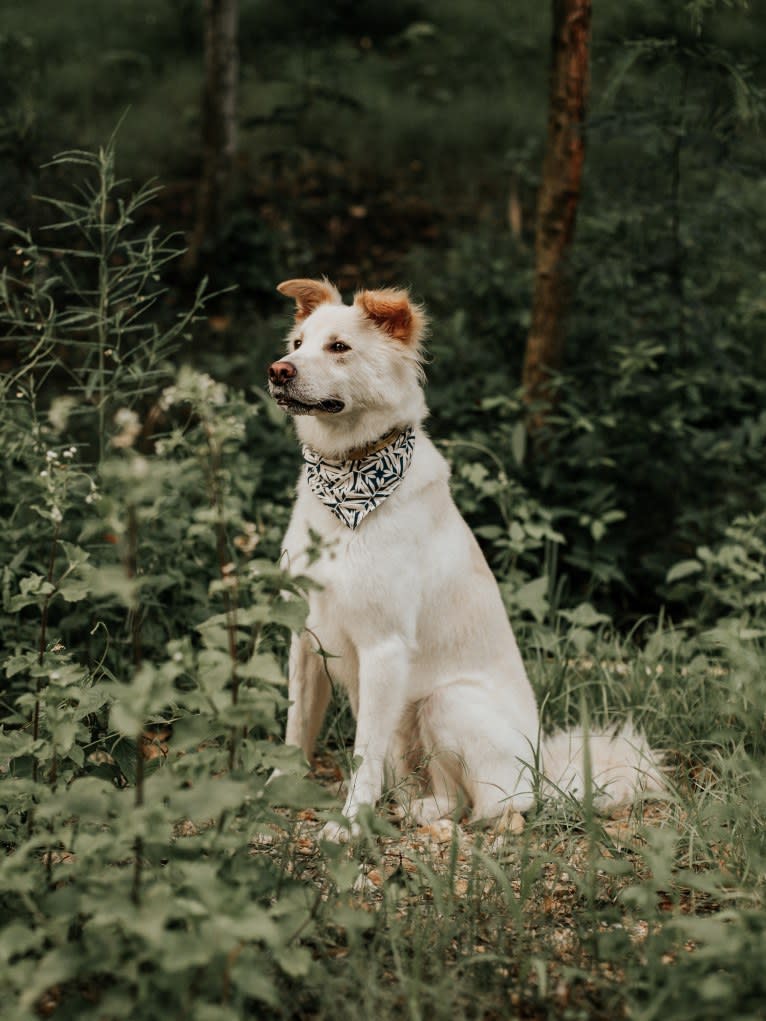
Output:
303,426,416,529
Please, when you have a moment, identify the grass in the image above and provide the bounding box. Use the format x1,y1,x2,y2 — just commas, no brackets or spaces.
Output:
202,620,764,1021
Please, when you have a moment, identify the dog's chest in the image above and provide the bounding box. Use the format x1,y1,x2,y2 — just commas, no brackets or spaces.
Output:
290,520,377,601
283,490,409,623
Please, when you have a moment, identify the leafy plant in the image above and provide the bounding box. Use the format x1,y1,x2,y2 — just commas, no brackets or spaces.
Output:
0,145,352,1018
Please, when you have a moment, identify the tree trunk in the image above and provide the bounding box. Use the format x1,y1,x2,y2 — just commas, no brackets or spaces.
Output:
183,0,239,275
522,0,592,433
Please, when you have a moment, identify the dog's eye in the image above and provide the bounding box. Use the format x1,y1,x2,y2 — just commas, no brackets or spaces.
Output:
329,341,350,353
293,337,303,350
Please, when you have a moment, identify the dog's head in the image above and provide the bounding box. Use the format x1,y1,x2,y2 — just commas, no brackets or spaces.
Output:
268,279,426,428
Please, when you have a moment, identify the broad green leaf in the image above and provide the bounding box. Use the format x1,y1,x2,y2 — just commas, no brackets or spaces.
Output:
110,701,144,738
513,576,549,622
58,541,90,568
50,719,79,753
9,574,55,611
273,944,313,978
511,420,526,466
87,564,137,606
230,954,279,1007
238,652,285,685
57,576,91,602
559,603,610,628
264,774,335,810
666,559,703,583
4,653,36,678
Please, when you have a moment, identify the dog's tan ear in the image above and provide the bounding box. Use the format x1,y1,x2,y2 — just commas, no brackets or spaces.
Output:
276,278,342,319
354,288,425,345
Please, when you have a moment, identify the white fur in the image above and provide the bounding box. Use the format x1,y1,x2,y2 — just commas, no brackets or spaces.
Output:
270,286,665,838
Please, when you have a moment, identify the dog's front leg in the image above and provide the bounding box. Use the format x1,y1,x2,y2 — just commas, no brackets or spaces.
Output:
320,636,409,842
279,630,331,768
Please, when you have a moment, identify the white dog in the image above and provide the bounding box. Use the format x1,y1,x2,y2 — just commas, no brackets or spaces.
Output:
269,278,664,839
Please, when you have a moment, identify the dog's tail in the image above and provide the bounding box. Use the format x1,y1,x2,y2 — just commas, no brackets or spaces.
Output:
541,720,667,809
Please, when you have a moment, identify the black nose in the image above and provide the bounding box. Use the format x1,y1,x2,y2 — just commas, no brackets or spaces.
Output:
268,360,297,385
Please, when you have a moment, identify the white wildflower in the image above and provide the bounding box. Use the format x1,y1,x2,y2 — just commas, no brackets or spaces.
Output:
48,396,77,433
131,455,149,479
111,408,142,449
162,369,228,411
159,385,177,411
233,521,260,554
209,381,227,406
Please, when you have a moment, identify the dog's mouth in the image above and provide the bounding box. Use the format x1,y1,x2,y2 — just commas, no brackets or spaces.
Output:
274,395,345,415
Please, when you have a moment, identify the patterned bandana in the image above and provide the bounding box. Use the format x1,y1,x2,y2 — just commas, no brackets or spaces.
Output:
303,426,416,530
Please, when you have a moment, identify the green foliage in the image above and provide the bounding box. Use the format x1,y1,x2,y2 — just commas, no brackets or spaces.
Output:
395,4,766,623
667,510,766,629
2,137,206,457
0,148,356,1018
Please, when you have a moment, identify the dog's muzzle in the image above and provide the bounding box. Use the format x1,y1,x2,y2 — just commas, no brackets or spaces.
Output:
267,360,345,415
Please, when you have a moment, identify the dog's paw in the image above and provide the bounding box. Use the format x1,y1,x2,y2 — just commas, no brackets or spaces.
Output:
318,819,359,844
